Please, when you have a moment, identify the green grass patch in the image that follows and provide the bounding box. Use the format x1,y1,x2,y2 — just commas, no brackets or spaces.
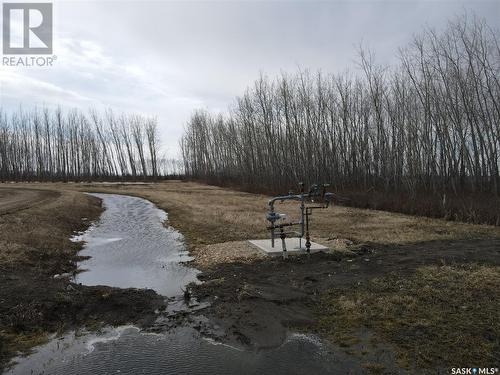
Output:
316,264,500,370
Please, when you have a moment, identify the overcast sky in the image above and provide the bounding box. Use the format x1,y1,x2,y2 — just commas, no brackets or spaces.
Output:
1,0,499,157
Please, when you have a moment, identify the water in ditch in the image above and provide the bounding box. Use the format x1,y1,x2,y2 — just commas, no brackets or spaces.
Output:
72,193,199,296
4,193,359,375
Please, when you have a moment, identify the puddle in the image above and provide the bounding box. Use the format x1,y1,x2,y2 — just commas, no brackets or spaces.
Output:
4,193,394,374
72,193,200,297
5,326,349,375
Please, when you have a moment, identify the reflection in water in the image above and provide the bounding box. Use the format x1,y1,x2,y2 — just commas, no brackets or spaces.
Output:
73,193,200,296
6,327,347,375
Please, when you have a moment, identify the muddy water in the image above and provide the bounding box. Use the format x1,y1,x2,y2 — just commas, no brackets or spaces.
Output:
73,193,199,296
5,193,360,375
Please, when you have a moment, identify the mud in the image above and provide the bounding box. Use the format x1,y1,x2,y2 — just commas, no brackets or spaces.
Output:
191,238,500,350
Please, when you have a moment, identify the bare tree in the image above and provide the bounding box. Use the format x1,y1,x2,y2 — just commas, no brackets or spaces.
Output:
181,14,500,224
0,107,162,181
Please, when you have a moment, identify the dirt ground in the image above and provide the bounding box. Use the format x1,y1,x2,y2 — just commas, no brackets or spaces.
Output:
192,240,500,372
0,187,59,215
1,181,499,373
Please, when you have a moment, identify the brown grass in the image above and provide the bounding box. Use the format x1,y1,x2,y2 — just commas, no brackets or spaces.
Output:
3,181,500,371
6,180,499,270
193,241,264,269
0,189,101,272
0,188,59,215
0,189,102,367
12,180,499,249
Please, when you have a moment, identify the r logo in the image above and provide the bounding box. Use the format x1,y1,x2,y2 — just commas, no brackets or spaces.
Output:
2,3,53,54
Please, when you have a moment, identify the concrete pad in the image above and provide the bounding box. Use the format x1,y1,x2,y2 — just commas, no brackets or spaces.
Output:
248,238,328,256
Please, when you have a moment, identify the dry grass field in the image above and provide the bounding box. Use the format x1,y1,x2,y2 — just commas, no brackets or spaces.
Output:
78,181,500,243
25,180,500,266
1,181,499,372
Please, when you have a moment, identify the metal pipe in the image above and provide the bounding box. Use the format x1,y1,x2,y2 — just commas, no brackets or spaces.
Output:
267,194,303,210
268,193,303,248
305,207,311,255
266,183,334,251
280,226,288,259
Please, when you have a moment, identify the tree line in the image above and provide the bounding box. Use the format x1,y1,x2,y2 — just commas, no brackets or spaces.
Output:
181,15,500,224
0,107,176,181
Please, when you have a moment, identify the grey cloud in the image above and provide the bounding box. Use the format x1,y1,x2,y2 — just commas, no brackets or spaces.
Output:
2,0,498,157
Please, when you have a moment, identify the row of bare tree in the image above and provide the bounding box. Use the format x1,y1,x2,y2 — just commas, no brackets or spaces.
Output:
181,16,500,203
0,108,168,181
